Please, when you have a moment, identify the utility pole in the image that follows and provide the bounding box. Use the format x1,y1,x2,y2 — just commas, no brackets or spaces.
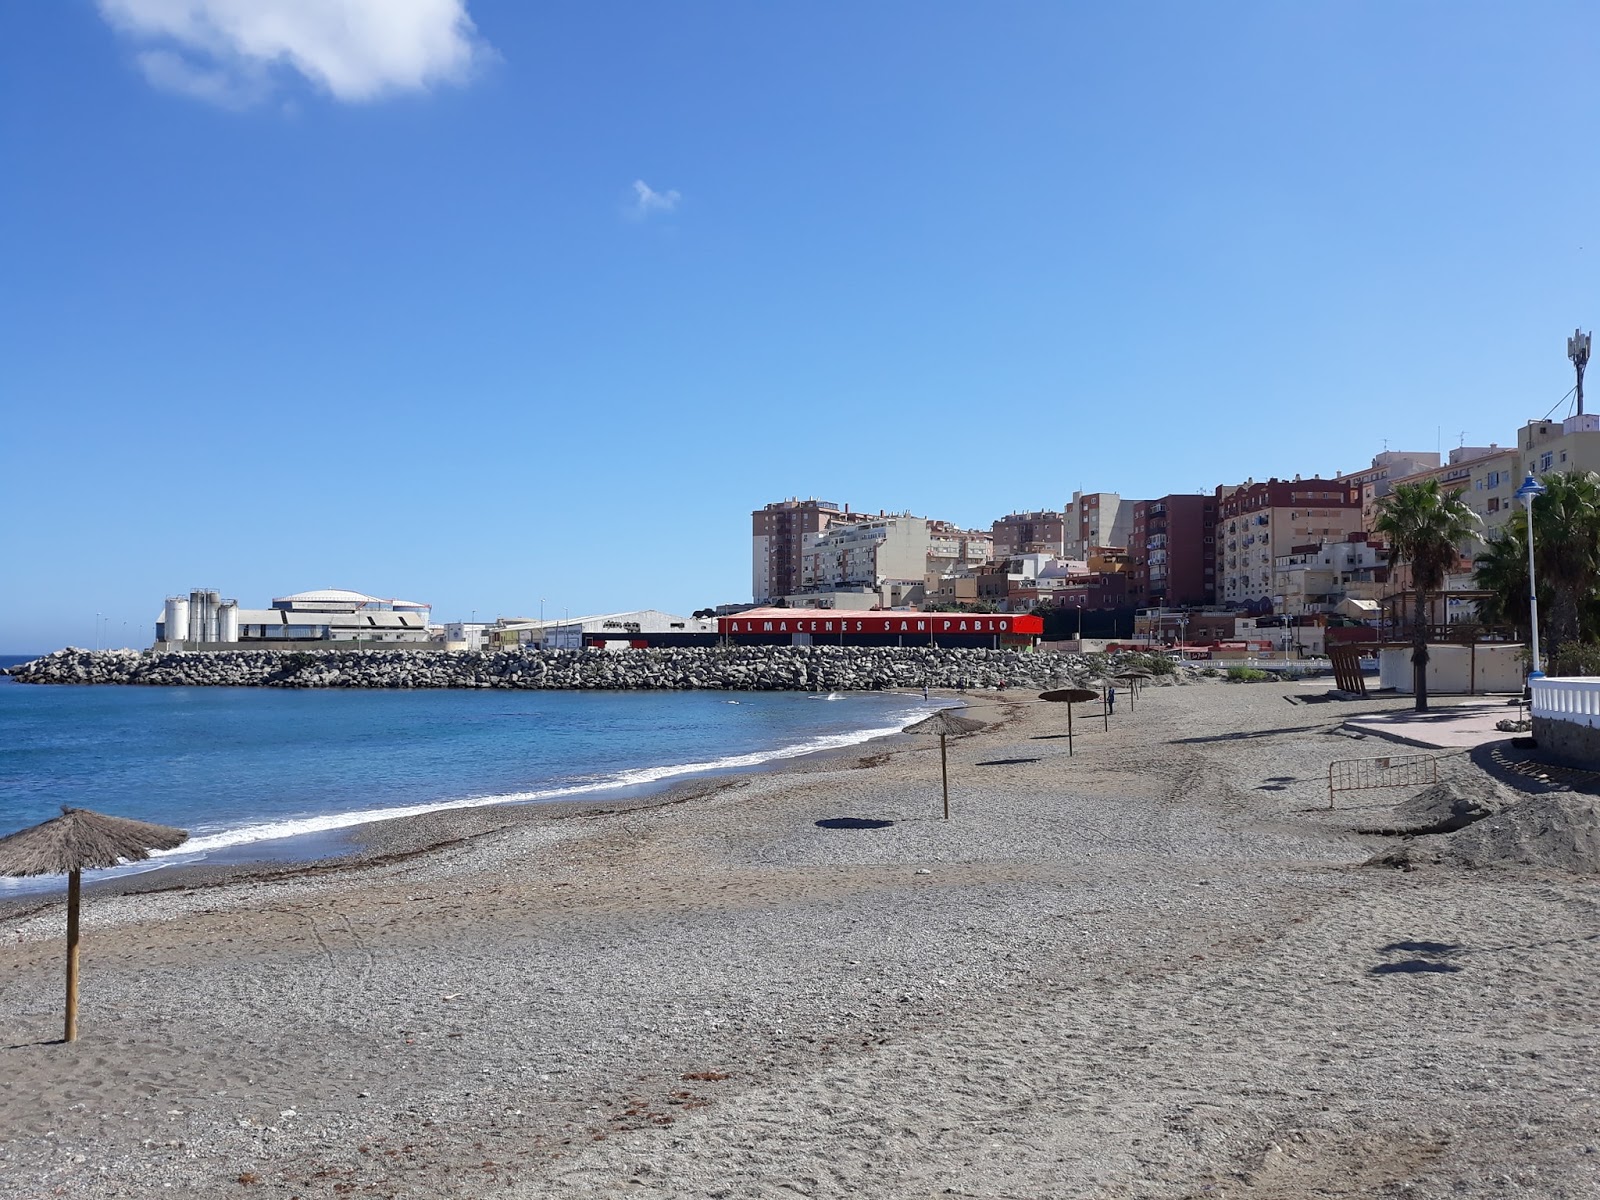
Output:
1571,328,1591,416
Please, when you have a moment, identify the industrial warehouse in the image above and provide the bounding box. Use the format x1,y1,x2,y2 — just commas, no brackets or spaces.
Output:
718,608,1044,648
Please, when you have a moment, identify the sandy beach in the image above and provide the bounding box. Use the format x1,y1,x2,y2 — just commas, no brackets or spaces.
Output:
3,680,1598,1199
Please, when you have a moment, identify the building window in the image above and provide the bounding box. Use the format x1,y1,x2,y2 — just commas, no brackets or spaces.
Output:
1541,452,1554,471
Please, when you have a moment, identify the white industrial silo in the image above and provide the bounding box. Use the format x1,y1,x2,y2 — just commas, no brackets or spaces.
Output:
187,589,207,643
205,590,221,642
218,599,239,643
164,596,190,646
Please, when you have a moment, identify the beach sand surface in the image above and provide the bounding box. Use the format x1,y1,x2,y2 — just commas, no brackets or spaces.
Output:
3,682,1598,1198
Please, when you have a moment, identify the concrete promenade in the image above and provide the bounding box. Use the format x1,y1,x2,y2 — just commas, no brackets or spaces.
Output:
1342,697,1524,750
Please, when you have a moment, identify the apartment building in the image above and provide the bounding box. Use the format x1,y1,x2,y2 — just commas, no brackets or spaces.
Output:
992,510,1066,557
1462,447,1523,540
751,498,865,603
1128,494,1217,609
928,522,994,573
1375,444,1520,546
1518,413,1600,479
1336,450,1440,532
1272,534,1389,615
1215,478,1363,610
1064,491,1132,559
800,514,931,602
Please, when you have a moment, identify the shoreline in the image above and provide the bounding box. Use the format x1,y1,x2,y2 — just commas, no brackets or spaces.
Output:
0,689,961,913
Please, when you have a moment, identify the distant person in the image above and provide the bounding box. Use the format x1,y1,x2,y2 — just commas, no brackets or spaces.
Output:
922,685,929,700
1106,685,1116,716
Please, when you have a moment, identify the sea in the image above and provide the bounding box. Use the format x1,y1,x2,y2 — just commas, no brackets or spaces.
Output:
0,655,940,893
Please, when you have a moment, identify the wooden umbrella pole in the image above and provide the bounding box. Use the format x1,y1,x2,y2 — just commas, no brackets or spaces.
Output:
1067,702,1074,756
64,868,81,1044
1102,687,1109,731
940,733,950,820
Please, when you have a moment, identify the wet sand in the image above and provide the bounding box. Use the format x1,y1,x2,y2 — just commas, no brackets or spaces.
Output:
3,682,1598,1198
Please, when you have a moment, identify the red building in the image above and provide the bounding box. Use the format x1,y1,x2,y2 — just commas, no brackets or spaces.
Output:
1129,494,1218,609
719,608,1043,648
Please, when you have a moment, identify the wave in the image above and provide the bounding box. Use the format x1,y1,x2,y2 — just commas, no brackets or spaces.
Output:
149,705,940,860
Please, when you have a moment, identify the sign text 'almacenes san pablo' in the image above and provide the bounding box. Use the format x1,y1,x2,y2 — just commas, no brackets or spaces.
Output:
717,613,1044,637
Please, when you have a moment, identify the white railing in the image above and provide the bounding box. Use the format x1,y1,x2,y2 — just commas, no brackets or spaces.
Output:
1530,677,1600,729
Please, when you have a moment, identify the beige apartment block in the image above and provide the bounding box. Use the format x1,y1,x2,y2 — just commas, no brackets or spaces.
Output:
1336,450,1440,532
1377,445,1519,547
1460,448,1522,541
1064,491,1132,560
1519,414,1600,480
1216,478,1364,609
929,522,993,572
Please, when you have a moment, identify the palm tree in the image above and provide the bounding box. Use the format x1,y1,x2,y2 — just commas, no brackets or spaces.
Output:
1527,470,1600,654
1471,525,1535,639
1374,479,1481,711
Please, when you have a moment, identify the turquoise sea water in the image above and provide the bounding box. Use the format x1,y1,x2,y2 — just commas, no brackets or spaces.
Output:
0,659,937,889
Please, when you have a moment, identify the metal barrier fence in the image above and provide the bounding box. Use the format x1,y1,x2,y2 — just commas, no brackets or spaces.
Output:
1327,753,1438,809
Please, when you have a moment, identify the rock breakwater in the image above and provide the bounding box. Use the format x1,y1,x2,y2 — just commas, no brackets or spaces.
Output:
6,645,1100,692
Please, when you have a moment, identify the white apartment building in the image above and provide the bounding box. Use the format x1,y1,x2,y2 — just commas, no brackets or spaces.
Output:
801,515,931,598
1272,537,1388,614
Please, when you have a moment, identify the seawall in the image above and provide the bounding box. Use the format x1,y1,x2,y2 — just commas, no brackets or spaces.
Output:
5,645,1093,691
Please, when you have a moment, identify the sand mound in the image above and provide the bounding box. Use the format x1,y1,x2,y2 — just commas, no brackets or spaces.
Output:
1378,777,1515,834
1369,794,1600,873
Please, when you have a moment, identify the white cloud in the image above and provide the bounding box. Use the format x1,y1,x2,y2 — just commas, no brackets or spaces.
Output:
134,48,267,109
98,0,489,105
630,180,681,219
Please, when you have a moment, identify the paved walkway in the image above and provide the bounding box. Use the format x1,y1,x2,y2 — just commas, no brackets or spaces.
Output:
1342,698,1525,750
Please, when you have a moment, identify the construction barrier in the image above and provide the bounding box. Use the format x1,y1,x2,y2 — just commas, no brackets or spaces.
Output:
1327,753,1437,809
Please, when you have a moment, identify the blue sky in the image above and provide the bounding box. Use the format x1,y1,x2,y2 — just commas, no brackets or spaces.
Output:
2,1,1597,653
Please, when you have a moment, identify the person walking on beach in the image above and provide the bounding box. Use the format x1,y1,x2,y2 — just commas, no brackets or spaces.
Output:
922,684,929,700
1106,685,1116,716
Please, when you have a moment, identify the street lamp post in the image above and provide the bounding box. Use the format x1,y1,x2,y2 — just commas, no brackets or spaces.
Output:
1570,329,1592,416
1516,472,1547,678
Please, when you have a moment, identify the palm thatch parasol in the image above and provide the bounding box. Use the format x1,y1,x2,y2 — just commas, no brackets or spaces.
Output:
903,709,986,820
1038,687,1099,754
1111,666,1154,708
0,808,188,1042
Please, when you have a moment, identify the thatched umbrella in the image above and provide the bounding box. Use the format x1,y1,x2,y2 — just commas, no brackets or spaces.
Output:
1112,667,1154,709
903,709,986,820
0,807,188,1042
1039,687,1099,754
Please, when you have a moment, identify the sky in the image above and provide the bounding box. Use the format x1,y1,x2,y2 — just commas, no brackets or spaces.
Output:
2,1,1598,653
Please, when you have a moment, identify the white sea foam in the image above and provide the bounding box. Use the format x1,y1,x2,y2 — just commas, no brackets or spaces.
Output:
150,707,938,860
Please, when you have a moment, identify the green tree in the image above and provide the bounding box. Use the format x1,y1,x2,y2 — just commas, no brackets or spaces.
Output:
1527,470,1600,654
1471,524,1535,638
1374,479,1481,711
